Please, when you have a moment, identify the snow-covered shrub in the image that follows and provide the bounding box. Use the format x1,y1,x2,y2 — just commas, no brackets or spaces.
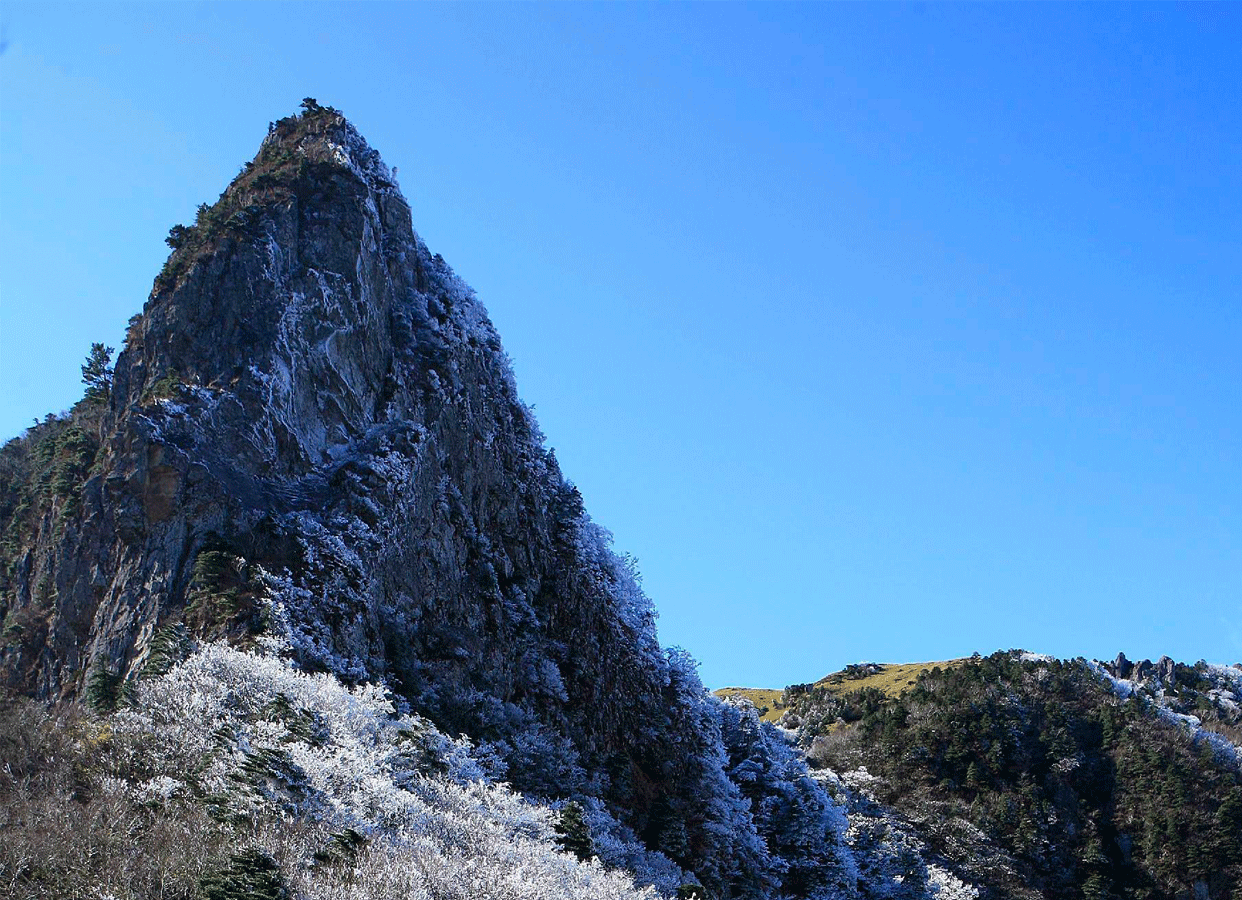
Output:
103,642,663,900
717,697,858,898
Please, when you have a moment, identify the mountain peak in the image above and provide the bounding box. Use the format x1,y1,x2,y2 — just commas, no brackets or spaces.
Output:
120,102,438,435
146,102,406,306
255,101,400,196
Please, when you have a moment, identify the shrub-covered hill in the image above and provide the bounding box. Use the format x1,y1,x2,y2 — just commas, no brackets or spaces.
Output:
776,652,1242,900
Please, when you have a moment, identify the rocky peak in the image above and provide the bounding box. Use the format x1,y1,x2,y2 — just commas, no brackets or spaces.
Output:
5,104,530,695
4,105,827,895
114,104,468,475
259,101,399,193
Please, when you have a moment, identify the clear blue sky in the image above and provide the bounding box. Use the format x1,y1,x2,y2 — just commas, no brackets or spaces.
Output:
2,3,1239,688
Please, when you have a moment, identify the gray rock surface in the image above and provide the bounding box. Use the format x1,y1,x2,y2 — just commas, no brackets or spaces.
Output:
0,107,796,893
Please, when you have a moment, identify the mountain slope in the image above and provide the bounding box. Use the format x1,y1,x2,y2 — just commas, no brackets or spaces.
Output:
0,103,863,898
716,661,967,723
778,652,1242,900
8,104,1232,900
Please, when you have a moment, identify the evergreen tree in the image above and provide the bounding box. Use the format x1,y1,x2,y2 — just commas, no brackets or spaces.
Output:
200,850,289,900
80,343,113,405
84,663,123,712
966,760,982,791
1215,786,1242,864
554,801,594,862
165,223,191,249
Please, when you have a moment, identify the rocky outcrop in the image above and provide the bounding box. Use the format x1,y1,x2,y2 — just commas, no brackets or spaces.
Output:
6,104,624,752
0,104,853,896
1104,653,1193,688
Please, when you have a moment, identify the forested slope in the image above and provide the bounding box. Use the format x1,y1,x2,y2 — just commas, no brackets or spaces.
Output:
775,652,1242,900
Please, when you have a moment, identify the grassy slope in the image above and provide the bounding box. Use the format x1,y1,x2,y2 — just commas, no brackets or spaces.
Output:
714,659,967,723
714,688,787,722
811,660,967,695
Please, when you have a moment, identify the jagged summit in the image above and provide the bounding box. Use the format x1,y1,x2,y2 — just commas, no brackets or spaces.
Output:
0,103,859,897
4,103,540,699
123,102,447,443
258,100,400,192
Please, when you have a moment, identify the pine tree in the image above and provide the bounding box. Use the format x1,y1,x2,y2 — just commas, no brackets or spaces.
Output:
165,223,191,249
966,760,982,791
139,623,193,679
80,343,113,406
1214,786,1242,864
200,850,289,900
554,801,594,862
1082,872,1111,900
84,663,123,712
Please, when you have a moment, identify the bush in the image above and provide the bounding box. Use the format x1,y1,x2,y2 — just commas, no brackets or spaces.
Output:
144,370,183,401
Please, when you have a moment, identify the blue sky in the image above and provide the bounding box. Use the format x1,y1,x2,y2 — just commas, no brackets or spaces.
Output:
2,3,1239,688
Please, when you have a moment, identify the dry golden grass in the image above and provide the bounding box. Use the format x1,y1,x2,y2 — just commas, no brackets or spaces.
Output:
713,688,787,722
811,659,968,697
714,658,969,721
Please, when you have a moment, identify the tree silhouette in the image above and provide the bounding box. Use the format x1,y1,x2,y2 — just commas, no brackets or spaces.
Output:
81,343,113,405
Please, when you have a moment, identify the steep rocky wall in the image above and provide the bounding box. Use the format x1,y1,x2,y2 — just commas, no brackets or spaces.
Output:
4,109,621,741
0,106,834,896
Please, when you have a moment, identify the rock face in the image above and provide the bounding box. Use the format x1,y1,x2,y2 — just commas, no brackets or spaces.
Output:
1106,653,1187,687
0,105,851,895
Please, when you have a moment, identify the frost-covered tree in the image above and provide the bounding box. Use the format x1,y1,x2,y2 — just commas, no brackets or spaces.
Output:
718,697,857,898
76,642,668,900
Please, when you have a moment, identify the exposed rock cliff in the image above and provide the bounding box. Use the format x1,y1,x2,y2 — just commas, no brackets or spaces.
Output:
0,105,854,897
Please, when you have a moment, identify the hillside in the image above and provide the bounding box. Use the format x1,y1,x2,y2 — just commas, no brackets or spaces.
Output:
716,660,966,723
777,651,1242,900
714,688,787,723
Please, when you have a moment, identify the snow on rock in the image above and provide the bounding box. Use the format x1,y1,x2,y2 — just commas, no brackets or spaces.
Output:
1018,651,1054,663
1085,658,1242,770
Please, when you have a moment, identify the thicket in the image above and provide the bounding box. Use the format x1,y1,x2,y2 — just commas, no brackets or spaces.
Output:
0,698,238,898
0,644,664,900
